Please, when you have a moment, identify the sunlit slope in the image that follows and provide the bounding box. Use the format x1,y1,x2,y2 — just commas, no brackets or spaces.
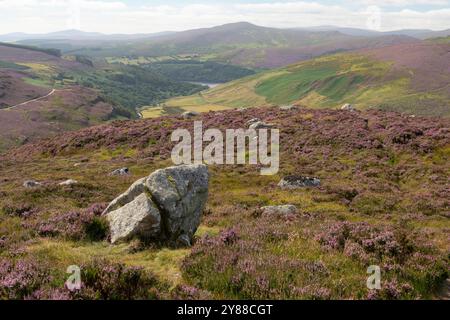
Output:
156,40,450,117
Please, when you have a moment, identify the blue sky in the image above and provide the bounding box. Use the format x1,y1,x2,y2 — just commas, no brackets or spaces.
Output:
0,0,449,34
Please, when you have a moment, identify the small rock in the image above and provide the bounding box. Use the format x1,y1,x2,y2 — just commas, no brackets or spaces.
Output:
59,179,78,186
182,111,199,119
249,121,274,130
23,180,41,188
110,167,130,176
261,205,298,215
278,176,321,189
280,105,296,111
341,103,355,111
246,118,260,126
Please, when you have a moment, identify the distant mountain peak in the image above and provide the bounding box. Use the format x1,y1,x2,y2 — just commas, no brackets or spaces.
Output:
213,21,259,30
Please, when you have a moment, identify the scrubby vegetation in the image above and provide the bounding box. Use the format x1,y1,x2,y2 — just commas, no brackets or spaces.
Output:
0,106,448,299
143,60,256,83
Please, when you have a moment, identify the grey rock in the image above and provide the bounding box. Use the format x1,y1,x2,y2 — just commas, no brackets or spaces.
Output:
261,205,298,215
146,164,209,244
110,167,130,176
249,121,274,130
341,103,355,111
278,175,321,189
182,111,199,119
103,178,146,215
246,118,260,126
59,179,78,186
23,180,41,188
104,164,209,246
107,193,161,244
280,105,296,111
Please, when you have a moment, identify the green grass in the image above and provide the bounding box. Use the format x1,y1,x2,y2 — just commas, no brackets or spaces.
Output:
160,51,450,117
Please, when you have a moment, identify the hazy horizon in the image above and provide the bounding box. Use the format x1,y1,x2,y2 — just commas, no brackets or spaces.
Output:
0,0,449,35
1,21,450,37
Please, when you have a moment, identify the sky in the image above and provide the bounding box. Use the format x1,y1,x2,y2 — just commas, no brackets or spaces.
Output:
0,0,449,34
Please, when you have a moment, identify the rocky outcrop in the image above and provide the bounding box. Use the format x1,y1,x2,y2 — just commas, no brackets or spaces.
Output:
104,164,209,246
278,176,321,189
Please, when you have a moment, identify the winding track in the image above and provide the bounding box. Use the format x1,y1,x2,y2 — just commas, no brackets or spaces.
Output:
5,88,56,110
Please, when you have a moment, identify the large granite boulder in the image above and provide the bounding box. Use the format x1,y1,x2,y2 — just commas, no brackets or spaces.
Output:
107,193,161,244
104,164,209,246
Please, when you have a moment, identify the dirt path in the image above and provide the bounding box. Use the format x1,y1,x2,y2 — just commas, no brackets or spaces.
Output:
6,88,56,110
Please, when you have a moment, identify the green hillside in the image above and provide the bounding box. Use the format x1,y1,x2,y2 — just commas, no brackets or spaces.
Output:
44,22,417,69
156,40,450,117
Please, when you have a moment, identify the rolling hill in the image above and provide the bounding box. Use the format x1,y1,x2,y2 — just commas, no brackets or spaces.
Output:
157,38,450,118
298,26,450,40
0,43,204,152
12,23,419,69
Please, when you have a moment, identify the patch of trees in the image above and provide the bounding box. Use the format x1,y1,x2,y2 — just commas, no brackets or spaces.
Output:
75,55,94,67
144,60,256,83
70,65,205,115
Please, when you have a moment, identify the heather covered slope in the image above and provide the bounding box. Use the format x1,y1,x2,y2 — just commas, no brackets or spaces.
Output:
0,107,448,299
160,39,450,118
0,43,205,152
0,44,117,151
0,43,87,108
0,86,116,151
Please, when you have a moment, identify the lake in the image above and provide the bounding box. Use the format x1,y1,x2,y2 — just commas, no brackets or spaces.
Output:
187,82,221,88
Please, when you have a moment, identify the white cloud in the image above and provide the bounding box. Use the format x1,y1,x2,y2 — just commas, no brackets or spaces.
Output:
0,0,448,34
360,0,449,7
